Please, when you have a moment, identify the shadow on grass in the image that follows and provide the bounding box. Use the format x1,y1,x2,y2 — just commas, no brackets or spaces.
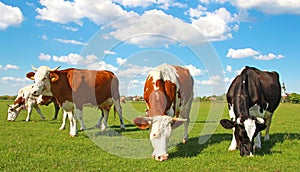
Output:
256,133,300,155
169,132,300,158
169,133,231,158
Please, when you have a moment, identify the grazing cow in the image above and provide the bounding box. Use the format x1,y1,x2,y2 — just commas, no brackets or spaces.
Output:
220,66,281,156
26,66,125,136
7,84,60,121
134,64,194,161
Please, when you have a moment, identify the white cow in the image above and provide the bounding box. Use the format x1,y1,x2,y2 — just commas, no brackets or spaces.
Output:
7,84,59,121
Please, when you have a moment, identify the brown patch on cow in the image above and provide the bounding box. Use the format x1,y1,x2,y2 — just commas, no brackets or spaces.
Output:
48,69,120,111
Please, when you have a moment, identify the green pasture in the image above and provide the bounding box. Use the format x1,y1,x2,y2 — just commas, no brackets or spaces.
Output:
0,100,299,171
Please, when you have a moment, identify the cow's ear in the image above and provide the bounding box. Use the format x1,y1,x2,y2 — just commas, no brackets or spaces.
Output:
256,123,266,132
134,117,150,130
26,72,35,80
50,72,59,82
220,119,235,129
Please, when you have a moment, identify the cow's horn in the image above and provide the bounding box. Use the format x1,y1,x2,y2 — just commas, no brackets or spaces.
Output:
31,65,38,71
144,117,153,121
256,117,265,124
172,118,187,122
50,66,61,71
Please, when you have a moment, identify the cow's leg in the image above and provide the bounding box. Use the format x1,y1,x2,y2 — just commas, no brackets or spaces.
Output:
112,98,125,130
59,111,67,130
52,102,60,120
75,108,86,131
95,109,104,128
34,105,45,120
101,109,109,131
25,103,33,122
264,112,273,141
68,112,77,136
254,132,262,149
183,117,190,144
229,128,237,150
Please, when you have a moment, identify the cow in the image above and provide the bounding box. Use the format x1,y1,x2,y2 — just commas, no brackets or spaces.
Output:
134,63,194,161
26,66,125,136
7,84,60,121
220,66,281,156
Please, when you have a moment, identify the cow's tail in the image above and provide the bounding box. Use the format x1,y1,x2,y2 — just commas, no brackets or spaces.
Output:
113,105,116,120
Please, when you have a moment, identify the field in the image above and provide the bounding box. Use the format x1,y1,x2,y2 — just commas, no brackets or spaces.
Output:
0,100,299,171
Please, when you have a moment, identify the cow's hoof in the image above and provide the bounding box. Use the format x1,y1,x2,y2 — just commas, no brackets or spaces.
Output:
182,138,188,144
59,127,65,130
120,127,125,132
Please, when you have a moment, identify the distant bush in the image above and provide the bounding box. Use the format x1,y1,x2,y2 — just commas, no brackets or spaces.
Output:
0,95,16,100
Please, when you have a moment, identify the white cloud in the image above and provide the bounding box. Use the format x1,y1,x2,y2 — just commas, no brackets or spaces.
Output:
232,0,300,15
128,79,144,89
54,38,86,45
36,0,137,25
0,2,24,30
226,65,232,72
117,65,152,78
190,7,238,41
39,53,51,61
0,64,19,70
36,0,83,25
87,61,118,72
41,53,98,65
103,50,116,55
41,35,48,40
185,64,203,76
1,76,27,82
116,57,127,66
62,26,79,32
113,0,187,9
226,48,259,58
254,53,284,60
198,75,222,85
227,48,284,60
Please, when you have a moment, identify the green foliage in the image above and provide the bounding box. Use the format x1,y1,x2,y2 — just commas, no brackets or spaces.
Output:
288,93,300,103
0,101,299,171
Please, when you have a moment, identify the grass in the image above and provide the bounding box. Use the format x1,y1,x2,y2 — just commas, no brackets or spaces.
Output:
0,100,299,171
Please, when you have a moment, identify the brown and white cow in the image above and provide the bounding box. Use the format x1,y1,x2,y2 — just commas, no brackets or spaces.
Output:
134,63,194,161
7,84,60,121
26,66,125,136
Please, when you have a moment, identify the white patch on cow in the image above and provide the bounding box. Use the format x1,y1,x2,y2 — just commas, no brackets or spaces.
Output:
148,70,161,90
61,101,74,112
229,104,235,121
150,115,173,160
249,103,268,118
244,118,256,142
32,66,53,96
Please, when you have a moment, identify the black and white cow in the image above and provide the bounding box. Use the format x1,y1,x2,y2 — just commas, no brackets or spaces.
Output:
220,66,281,156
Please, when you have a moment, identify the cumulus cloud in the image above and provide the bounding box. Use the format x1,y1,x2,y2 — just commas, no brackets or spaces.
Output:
0,64,19,70
226,65,232,72
190,7,239,41
103,50,116,55
185,64,203,76
39,53,51,61
1,76,27,82
232,0,300,15
0,2,24,30
116,57,127,66
226,48,259,58
54,38,86,45
196,75,222,85
254,53,284,60
87,61,118,72
227,48,284,60
36,0,137,25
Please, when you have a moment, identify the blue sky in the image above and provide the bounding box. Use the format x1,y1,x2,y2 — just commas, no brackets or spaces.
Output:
0,0,299,97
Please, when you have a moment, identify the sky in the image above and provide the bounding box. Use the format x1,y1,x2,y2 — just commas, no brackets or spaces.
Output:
0,0,300,97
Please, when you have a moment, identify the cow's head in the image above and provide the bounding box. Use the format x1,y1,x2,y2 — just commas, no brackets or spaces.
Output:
220,117,266,156
134,116,186,161
26,66,60,96
7,104,21,121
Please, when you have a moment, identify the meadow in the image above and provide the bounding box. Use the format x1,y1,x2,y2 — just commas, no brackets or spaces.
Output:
0,100,299,171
